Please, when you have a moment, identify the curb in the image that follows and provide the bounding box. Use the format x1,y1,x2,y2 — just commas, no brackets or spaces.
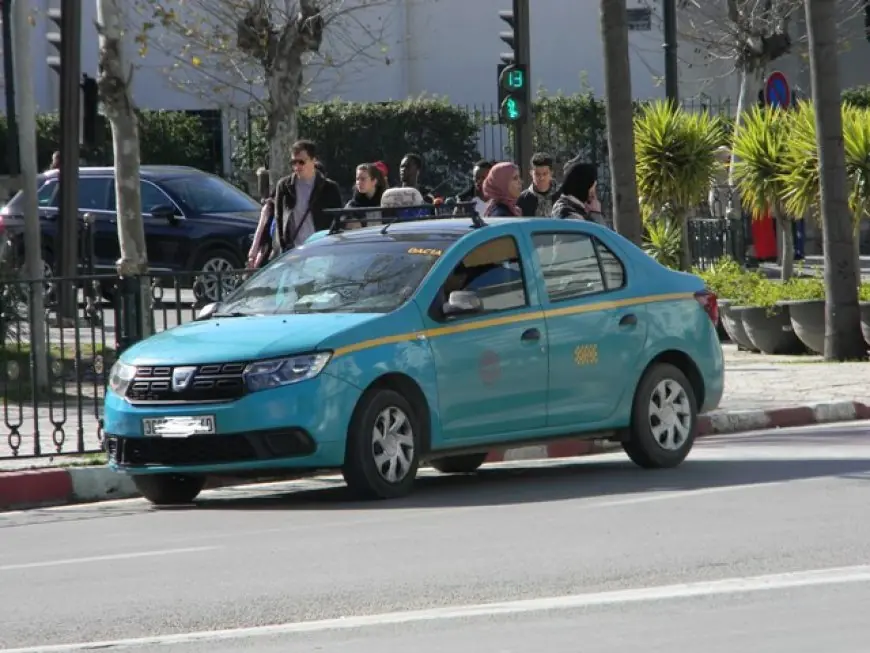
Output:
2,400,869,512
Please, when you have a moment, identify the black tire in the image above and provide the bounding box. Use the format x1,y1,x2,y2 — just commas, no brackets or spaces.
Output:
342,388,421,500
623,362,698,469
191,247,243,300
132,474,206,505
430,453,487,474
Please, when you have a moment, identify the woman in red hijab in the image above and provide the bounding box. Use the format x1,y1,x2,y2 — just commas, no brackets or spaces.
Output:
482,162,523,217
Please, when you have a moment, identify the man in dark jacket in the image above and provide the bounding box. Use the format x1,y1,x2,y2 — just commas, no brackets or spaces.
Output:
517,152,560,217
457,159,493,215
273,140,343,251
399,153,434,203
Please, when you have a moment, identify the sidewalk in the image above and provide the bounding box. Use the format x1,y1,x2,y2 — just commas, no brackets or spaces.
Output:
2,344,869,509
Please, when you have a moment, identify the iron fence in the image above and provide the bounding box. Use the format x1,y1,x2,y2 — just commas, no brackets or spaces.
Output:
0,269,247,460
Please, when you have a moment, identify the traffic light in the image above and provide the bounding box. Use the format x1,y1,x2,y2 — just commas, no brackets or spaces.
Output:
497,1,529,124
46,6,62,75
498,63,527,122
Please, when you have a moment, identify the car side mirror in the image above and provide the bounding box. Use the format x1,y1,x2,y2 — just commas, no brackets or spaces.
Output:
195,302,218,321
443,290,483,317
150,204,181,222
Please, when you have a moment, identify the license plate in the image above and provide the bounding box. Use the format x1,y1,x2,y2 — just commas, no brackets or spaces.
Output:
142,416,216,438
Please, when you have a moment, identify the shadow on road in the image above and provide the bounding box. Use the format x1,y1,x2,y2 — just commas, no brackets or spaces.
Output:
189,452,870,513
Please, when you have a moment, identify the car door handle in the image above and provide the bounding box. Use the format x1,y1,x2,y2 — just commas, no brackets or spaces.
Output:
619,313,637,326
521,328,541,342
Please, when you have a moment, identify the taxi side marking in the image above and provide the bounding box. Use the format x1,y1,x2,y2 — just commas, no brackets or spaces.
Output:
331,292,695,359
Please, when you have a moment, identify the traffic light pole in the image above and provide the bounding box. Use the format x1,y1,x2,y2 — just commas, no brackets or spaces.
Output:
513,0,532,179
2,0,20,176
57,0,82,320
11,0,48,393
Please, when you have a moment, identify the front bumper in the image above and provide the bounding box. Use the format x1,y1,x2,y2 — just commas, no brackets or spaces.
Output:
102,371,361,474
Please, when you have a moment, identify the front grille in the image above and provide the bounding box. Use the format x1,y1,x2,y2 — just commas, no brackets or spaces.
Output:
126,362,247,404
106,429,316,467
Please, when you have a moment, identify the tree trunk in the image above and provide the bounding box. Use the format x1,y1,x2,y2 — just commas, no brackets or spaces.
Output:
854,221,861,289
775,214,794,281
600,0,643,246
96,0,152,338
679,210,692,271
266,50,304,184
804,0,866,360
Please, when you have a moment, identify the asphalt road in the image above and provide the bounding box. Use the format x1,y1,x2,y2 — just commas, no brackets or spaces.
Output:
1,421,870,652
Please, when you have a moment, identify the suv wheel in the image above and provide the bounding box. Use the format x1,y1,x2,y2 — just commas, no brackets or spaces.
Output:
192,249,242,304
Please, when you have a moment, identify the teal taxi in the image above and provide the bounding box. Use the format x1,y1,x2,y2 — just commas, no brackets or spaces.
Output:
103,209,724,505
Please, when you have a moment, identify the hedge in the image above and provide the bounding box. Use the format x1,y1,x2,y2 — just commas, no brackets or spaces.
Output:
230,99,482,196
0,110,220,175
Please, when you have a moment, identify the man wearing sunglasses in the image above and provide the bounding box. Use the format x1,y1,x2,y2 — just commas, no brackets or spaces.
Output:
273,140,343,252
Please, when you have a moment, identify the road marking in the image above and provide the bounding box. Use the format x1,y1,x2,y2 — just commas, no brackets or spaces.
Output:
0,546,218,572
4,564,870,652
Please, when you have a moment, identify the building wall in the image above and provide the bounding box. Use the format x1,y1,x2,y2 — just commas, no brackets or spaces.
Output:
2,1,869,118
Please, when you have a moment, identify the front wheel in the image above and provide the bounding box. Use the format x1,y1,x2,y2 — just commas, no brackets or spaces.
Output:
192,249,243,304
342,389,421,500
132,474,206,506
430,453,487,474
623,363,698,469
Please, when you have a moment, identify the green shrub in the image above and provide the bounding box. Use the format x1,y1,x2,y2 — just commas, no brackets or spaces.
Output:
0,111,217,174
694,258,763,304
230,99,481,196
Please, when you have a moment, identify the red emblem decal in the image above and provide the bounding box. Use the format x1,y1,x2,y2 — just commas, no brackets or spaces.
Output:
479,350,501,385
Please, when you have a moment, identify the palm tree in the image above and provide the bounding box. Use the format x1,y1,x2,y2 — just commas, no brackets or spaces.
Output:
634,101,724,271
600,0,643,246
842,104,870,286
803,0,865,360
731,106,796,281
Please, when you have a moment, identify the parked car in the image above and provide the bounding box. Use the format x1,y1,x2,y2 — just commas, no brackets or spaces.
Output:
0,166,260,302
102,212,724,506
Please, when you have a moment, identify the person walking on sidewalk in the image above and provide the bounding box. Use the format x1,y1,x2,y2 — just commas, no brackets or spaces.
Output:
457,159,493,216
273,140,342,252
551,158,603,222
482,162,523,217
517,152,560,217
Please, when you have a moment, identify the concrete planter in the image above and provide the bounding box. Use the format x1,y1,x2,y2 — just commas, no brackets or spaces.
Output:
719,303,759,352
861,302,870,349
739,305,807,355
782,299,825,355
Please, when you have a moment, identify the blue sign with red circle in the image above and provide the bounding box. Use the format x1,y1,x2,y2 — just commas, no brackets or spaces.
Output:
765,71,791,109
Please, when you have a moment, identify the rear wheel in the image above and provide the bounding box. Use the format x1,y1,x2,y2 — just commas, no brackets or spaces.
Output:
132,474,206,505
342,389,421,500
430,453,487,474
623,363,698,469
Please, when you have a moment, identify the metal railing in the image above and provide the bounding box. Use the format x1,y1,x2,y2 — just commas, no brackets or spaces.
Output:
0,269,247,460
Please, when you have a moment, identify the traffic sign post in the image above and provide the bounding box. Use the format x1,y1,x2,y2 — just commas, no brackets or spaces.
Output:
764,71,791,109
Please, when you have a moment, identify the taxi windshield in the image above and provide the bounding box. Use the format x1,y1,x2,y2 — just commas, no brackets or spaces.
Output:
217,238,454,315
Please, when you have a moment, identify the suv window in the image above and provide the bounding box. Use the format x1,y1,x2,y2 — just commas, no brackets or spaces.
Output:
79,177,113,211
38,179,58,207
438,236,527,314
32,177,111,210
532,232,625,302
140,182,173,214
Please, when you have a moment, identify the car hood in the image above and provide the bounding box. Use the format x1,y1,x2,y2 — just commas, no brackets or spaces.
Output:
197,210,261,227
121,312,381,365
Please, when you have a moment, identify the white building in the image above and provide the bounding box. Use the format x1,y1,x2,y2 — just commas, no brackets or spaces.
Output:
2,0,870,161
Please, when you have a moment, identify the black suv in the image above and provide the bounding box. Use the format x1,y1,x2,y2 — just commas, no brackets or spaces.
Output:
1,166,260,300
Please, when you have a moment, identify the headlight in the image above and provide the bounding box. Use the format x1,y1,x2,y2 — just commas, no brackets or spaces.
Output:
108,361,136,395
243,352,332,392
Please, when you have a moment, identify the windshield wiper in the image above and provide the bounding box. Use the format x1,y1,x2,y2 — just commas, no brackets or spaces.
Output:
210,311,248,318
